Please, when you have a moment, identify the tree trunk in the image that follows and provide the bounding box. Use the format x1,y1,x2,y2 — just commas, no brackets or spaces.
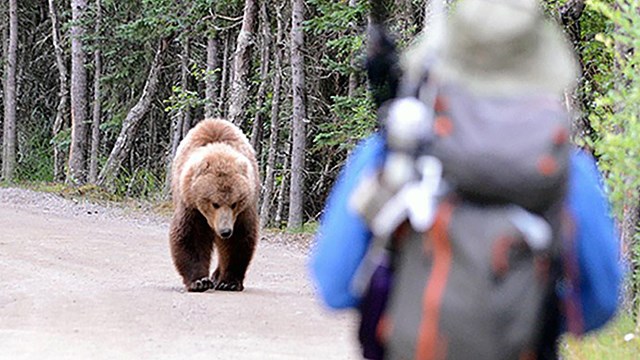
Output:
369,0,392,23
148,110,157,169
204,35,219,119
163,37,191,195
348,0,358,97
219,32,230,118
250,1,271,157
163,107,184,196
0,3,5,108
180,37,192,137
558,0,593,144
89,0,102,184
98,38,169,187
68,0,89,184
259,4,285,228
287,0,307,230
1,1,6,83
275,131,292,228
228,0,257,127
2,0,18,182
48,0,70,182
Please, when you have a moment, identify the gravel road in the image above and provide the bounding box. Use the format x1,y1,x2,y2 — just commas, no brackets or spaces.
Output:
0,187,360,360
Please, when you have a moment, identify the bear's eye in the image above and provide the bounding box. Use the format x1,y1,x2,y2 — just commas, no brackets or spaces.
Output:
212,203,220,209
231,202,237,210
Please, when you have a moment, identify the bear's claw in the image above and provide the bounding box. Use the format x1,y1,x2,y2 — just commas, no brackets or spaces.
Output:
187,277,214,292
213,279,244,292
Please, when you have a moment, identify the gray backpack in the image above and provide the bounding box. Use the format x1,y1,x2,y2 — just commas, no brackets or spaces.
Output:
379,85,570,360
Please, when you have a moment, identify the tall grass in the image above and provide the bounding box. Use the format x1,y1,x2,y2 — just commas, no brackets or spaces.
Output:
562,315,640,359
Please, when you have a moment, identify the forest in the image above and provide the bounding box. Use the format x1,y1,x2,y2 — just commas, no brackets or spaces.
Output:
0,0,639,312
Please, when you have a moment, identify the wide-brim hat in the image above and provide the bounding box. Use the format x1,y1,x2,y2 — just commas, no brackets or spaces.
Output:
405,0,579,96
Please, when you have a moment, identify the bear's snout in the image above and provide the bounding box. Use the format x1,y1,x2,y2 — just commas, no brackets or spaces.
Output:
219,228,233,239
212,207,235,239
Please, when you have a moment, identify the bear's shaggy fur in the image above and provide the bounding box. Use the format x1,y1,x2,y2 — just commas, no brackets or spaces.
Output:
170,118,260,292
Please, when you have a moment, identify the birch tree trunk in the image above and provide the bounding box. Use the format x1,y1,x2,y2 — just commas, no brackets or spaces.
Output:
1,2,5,81
219,33,230,118
259,4,285,227
204,34,219,119
287,0,307,230
89,0,102,183
180,37,192,137
68,0,89,184
227,0,257,127
48,0,70,182
98,38,169,187
163,37,191,194
250,0,271,157
275,131,292,228
2,0,18,181
163,109,183,195
0,4,5,98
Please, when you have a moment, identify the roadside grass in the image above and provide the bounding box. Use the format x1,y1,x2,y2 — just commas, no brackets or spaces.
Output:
561,314,640,360
1,181,174,217
300,221,319,234
278,221,320,235
21,181,123,202
262,221,319,234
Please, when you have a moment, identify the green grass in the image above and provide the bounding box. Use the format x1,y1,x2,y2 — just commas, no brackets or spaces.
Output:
20,181,124,203
283,221,319,234
562,314,640,360
262,221,320,234
1,180,174,217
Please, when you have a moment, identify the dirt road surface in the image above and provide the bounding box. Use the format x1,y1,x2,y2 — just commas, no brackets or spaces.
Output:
0,188,361,360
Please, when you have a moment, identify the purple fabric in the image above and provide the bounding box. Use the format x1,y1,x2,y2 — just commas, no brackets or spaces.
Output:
358,259,393,360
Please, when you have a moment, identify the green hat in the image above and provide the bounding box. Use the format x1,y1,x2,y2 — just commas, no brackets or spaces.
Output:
407,0,578,96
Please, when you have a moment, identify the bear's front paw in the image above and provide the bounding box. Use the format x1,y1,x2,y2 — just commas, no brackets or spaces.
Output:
187,277,214,292
213,279,244,292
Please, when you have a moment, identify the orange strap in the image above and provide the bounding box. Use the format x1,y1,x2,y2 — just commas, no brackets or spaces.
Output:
416,201,454,360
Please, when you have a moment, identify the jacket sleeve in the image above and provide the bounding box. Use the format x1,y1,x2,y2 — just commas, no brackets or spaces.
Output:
309,134,386,309
563,150,622,334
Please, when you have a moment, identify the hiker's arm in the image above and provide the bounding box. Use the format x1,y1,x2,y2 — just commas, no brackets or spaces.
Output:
310,134,386,309
565,150,622,333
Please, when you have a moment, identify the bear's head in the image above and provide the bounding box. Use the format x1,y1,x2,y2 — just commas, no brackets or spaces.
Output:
182,144,256,239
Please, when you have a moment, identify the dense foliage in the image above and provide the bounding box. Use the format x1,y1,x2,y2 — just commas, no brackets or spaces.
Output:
588,0,640,316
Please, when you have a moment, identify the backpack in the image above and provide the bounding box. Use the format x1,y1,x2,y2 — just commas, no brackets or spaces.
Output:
354,84,571,360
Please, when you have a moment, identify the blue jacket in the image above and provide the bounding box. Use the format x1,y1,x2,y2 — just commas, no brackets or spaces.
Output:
310,133,621,334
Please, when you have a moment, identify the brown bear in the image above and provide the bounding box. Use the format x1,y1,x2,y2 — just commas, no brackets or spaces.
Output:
169,118,260,292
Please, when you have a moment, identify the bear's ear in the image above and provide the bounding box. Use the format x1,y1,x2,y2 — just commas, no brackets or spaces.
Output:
236,159,248,175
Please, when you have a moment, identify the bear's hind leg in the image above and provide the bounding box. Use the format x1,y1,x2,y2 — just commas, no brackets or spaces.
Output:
170,206,215,292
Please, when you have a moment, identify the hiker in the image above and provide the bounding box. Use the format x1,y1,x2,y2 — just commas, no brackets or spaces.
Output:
310,0,621,359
